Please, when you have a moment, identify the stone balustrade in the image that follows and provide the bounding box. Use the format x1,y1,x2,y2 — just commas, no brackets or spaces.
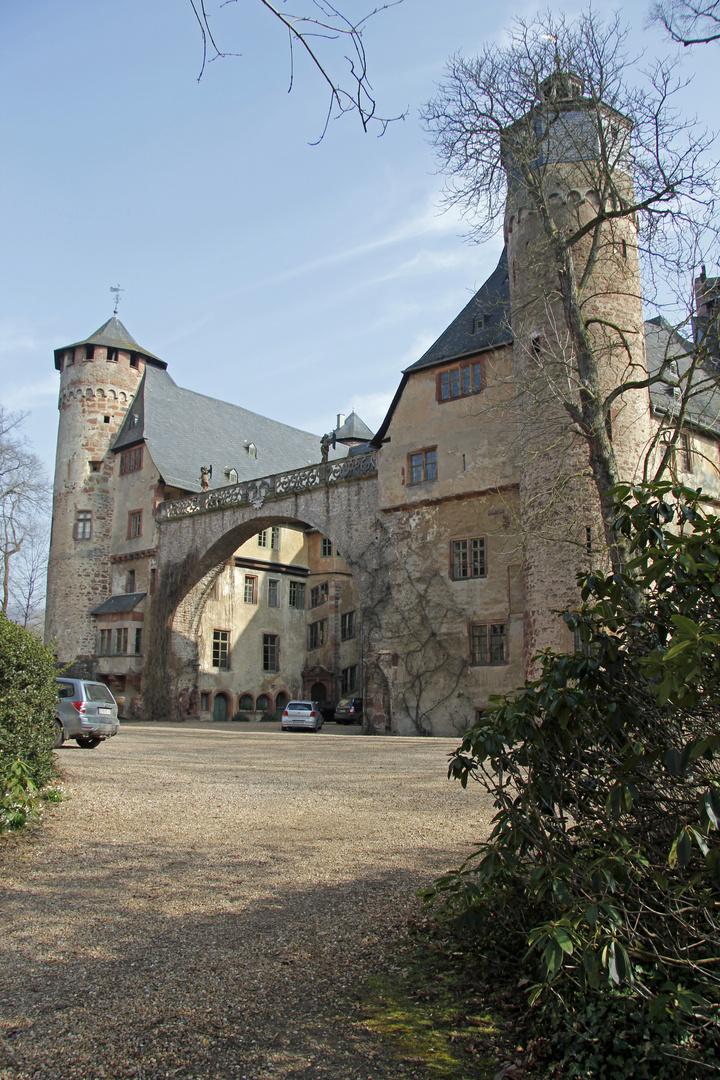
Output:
156,451,378,522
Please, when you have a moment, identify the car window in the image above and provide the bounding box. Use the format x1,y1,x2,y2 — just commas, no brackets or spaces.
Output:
57,682,75,699
288,702,311,712
337,699,351,708
85,683,116,704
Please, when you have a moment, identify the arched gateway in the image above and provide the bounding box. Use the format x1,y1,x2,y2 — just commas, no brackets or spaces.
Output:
144,452,389,731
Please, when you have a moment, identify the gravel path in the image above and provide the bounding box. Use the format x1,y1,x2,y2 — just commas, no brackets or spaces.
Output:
0,722,494,1080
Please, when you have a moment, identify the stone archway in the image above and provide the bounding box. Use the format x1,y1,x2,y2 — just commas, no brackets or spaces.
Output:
143,452,390,731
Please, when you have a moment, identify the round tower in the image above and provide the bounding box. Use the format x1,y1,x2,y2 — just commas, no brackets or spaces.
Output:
45,315,162,670
502,71,653,664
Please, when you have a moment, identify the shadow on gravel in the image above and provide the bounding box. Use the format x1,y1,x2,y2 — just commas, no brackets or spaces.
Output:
0,838,476,1080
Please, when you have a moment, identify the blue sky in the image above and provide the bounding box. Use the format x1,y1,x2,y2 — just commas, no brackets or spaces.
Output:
1,0,717,476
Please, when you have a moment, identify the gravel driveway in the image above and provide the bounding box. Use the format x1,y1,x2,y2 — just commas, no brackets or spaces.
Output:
0,722,494,1079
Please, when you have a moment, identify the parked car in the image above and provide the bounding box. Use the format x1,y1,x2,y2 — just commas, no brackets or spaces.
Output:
55,678,120,748
318,700,337,722
334,697,363,724
281,700,324,732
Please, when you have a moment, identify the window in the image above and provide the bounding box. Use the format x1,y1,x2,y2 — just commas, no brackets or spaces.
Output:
130,353,139,369
128,510,142,539
470,623,508,666
103,415,110,424
341,611,356,640
228,469,238,484
531,336,542,359
239,694,254,711
114,627,128,655
408,448,437,485
66,349,75,366
89,460,102,473
134,628,142,655
246,443,257,458
125,569,136,593
321,537,333,557
84,344,94,361
308,619,327,650
74,510,92,540
107,348,117,362
99,629,112,654
263,634,278,673
212,630,230,669
119,447,143,475
680,433,694,472
201,692,210,712
310,582,328,608
256,694,270,712
438,362,482,402
289,581,305,609
341,666,358,694
243,575,257,604
451,538,486,580
585,526,592,556
267,579,280,608
149,568,157,596
258,527,280,550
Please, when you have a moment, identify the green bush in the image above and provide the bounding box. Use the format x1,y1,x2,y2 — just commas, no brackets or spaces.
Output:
0,613,57,788
259,711,277,722
230,712,251,722
423,484,720,1073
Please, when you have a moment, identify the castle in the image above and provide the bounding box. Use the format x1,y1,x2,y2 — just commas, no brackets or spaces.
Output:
45,77,720,734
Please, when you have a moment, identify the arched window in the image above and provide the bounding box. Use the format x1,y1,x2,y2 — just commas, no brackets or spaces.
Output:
255,694,270,713
239,693,254,711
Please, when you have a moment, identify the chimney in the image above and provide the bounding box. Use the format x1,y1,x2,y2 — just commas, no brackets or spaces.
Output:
336,413,345,430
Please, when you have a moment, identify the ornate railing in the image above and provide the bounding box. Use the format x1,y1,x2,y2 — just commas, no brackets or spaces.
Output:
157,451,378,522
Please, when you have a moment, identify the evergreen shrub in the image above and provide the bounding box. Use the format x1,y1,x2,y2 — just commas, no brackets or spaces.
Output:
0,612,57,788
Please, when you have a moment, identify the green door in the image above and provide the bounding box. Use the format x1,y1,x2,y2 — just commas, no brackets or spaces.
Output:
213,695,227,722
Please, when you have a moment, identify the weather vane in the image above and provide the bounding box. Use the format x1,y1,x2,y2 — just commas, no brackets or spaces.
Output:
110,284,124,316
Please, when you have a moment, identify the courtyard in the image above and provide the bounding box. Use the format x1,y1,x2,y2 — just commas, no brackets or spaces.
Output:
0,723,494,1079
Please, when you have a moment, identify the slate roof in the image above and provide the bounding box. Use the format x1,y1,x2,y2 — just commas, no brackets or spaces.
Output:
645,316,720,434
91,593,147,615
112,364,345,493
405,248,512,373
372,246,720,448
54,316,166,371
335,410,374,442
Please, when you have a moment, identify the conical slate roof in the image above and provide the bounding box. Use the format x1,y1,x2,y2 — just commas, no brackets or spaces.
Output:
54,316,165,370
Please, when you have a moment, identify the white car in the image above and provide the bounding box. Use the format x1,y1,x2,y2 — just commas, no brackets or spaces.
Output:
281,700,324,732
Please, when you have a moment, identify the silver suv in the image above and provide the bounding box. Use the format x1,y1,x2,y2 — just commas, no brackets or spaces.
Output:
55,678,120,748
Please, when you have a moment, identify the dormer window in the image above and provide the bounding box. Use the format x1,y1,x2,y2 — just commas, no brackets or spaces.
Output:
228,468,238,484
84,344,94,361
107,348,118,362
129,412,140,429
246,443,257,458
130,353,139,368
474,315,487,333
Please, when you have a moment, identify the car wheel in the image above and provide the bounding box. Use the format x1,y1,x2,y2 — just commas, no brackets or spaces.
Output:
75,737,101,748
53,721,64,748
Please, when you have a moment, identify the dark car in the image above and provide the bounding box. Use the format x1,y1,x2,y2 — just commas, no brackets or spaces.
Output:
318,700,337,722
334,697,363,724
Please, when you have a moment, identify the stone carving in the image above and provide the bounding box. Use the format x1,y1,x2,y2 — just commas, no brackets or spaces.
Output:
157,452,378,521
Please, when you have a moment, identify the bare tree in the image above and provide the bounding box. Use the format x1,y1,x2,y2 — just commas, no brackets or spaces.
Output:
651,0,720,46
422,10,719,569
189,0,405,141
0,408,51,620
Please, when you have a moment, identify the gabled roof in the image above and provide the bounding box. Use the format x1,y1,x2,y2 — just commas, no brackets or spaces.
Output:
372,249,512,447
112,365,342,493
335,410,374,442
54,316,166,371
405,248,512,373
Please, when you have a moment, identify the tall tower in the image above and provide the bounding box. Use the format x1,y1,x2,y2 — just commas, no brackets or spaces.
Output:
502,71,652,663
45,315,162,671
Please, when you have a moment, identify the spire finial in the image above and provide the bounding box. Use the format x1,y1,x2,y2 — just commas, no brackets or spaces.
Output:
110,284,124,316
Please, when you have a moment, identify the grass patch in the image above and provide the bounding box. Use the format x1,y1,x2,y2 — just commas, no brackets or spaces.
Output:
352,919,525,1079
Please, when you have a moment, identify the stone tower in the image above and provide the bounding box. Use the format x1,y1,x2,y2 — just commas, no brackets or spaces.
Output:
502,71,652,665
45,316,163,671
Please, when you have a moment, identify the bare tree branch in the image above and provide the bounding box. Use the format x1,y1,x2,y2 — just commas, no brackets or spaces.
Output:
189,0,406,141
